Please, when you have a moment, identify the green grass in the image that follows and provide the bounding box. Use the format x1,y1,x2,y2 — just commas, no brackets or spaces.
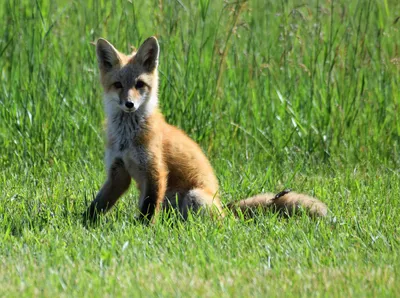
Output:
1,0,400,296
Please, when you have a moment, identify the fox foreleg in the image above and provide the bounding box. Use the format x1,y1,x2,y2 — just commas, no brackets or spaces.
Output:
83,159,131,223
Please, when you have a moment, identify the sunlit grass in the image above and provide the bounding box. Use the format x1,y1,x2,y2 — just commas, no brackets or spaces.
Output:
0,0,399,296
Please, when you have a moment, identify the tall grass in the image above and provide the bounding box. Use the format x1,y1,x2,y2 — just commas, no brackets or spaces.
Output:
0,0,399,296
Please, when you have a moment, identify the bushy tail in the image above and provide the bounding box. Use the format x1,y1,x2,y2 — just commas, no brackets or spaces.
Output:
226,189,328,218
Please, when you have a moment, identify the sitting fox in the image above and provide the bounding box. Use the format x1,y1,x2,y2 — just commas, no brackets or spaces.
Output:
83,36,327,223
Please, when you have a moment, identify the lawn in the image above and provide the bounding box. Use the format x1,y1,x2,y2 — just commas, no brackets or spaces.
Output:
0,0,399,297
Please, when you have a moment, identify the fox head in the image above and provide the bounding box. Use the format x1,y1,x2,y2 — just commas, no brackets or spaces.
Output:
96,37,159,116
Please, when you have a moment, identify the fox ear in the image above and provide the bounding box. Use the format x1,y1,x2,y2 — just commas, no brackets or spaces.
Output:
96,38,121,71
135,37,159,72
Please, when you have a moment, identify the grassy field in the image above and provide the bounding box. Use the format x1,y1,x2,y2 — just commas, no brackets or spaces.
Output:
1,0,400,296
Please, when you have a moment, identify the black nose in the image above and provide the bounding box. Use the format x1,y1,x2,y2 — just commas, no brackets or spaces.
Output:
125,102,134,109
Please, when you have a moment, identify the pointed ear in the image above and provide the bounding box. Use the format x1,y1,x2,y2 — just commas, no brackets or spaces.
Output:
96,38,121,71
135,37,159,72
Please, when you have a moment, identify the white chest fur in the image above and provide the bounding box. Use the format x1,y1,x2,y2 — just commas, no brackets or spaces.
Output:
105,111,149,185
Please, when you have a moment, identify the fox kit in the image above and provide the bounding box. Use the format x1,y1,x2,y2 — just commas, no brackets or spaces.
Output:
84,37,327,223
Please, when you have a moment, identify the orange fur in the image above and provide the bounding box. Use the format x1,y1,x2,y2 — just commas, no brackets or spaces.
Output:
227,192,328,218
83,37,327,224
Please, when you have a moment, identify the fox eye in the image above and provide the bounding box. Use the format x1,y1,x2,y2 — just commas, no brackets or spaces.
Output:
113,82,123,89
135,80,145,89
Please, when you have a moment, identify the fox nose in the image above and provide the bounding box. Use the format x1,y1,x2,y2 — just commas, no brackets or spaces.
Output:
125,102,134,109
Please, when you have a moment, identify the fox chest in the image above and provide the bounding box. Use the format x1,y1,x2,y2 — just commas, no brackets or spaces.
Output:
106,126,149,184
106,144,148,182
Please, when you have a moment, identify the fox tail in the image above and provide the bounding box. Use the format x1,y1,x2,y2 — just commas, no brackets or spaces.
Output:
226,189,328,218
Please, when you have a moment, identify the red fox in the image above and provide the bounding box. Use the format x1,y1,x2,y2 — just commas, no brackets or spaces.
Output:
83,37,328,223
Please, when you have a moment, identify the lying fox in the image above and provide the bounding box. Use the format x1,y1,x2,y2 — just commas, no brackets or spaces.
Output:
83,36,327,223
